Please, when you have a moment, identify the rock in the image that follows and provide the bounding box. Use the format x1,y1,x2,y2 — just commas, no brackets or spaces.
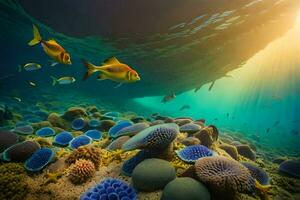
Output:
132,158,176,191
161,177,211,200
236,145,256,161
219,144,239,160
62,107,87,121
0,130,19,153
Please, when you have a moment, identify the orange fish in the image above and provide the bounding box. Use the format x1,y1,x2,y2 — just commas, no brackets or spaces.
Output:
82,57,140,86
28,25,71,65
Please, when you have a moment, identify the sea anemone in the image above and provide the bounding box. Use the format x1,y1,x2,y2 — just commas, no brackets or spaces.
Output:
68,159,95,184
80,178,137,200
194,156,256,195
69,135,92,149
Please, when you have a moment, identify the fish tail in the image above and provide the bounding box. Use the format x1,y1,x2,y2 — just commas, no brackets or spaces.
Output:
28,24,42,46
18,65,22,72
50,76,57,86
82,60,98,80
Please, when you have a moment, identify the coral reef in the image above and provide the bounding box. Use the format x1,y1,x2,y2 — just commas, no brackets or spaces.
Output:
80,178,137,200
68,159,95,184
62,107,88,121
24,147,55,172
98,120,116,131
65,145,101,169
132,158,176,191
114,122,149,138
0,163,28,200
181,136,200,146
194,156,256,195
13,125,34,135
121,150,152,176
69,135,92,149
88,118,101,127
161,177,211,200
175,145,213,163
179,123,202,134
106,136,130,151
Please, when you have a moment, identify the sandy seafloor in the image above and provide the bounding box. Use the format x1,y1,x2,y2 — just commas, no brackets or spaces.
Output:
0,91,299,200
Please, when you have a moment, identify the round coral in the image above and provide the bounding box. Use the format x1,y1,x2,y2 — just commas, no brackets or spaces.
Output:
195,156,256,194
68,159,95,184
65,145,101,169
236,145,256,161
80,178,137,200
219,144,239,160
175,145,213,163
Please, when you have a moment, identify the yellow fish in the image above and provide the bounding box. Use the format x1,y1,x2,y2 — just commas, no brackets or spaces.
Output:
82,57,140,86
28,25,71,65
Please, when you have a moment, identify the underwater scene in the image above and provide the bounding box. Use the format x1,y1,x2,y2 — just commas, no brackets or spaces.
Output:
0,0,300,199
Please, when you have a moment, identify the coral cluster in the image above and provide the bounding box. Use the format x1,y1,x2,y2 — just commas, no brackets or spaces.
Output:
65,145,101,169
68,159,95,184
175,145,213,163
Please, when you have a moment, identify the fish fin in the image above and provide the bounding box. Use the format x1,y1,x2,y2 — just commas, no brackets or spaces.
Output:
18,65,22,72
82,60,98,80
114,82,123,88
97,73,107,81
208,81,215,91
50,76,57,86
28,24,42,46
102,56,120,65
50,62,59,67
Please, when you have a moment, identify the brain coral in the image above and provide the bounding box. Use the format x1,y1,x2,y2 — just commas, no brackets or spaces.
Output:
80,178,137,200
0,163,28,200
65,145,101,169
68,159,95,184
195,156,256,194
122,123,179,151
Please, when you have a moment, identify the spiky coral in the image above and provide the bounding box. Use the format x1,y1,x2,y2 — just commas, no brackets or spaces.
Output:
65,145,101,169
0,163,28,200
68,159,95,185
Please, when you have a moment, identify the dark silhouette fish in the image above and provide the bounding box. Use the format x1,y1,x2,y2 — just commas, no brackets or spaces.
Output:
226,113,229,117
273,120,280,127
266,128,270,133
179,105,190,111
161,93,176,103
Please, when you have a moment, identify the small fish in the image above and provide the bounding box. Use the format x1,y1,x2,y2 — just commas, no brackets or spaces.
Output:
179,105,190,111
208,80,215,91
266,128,270,133
214,118,218,121
18,63,41,72
13,97,21,102
273,120,280,127
28,81,36,87
28,25,71,65
51,76,75,86
82,57,140,85
161,93,176,103
226,113,229,117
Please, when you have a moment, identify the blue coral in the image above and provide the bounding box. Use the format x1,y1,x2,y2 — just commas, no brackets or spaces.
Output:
88,119,101,128
69,135,92,149
80,178,137,200
72,118,86,130
114,123,149,138
121,150,152,176
179,123,202,134
53,131,73,147
175,145,213,163
122,123,179,151
279,160,300,178
108,120,133,138
85,130,102,141
36,127,55,137
24,147,55,172
242,162,270,185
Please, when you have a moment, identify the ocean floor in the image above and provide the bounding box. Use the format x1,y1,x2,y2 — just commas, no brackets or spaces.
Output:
0,92,299,200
